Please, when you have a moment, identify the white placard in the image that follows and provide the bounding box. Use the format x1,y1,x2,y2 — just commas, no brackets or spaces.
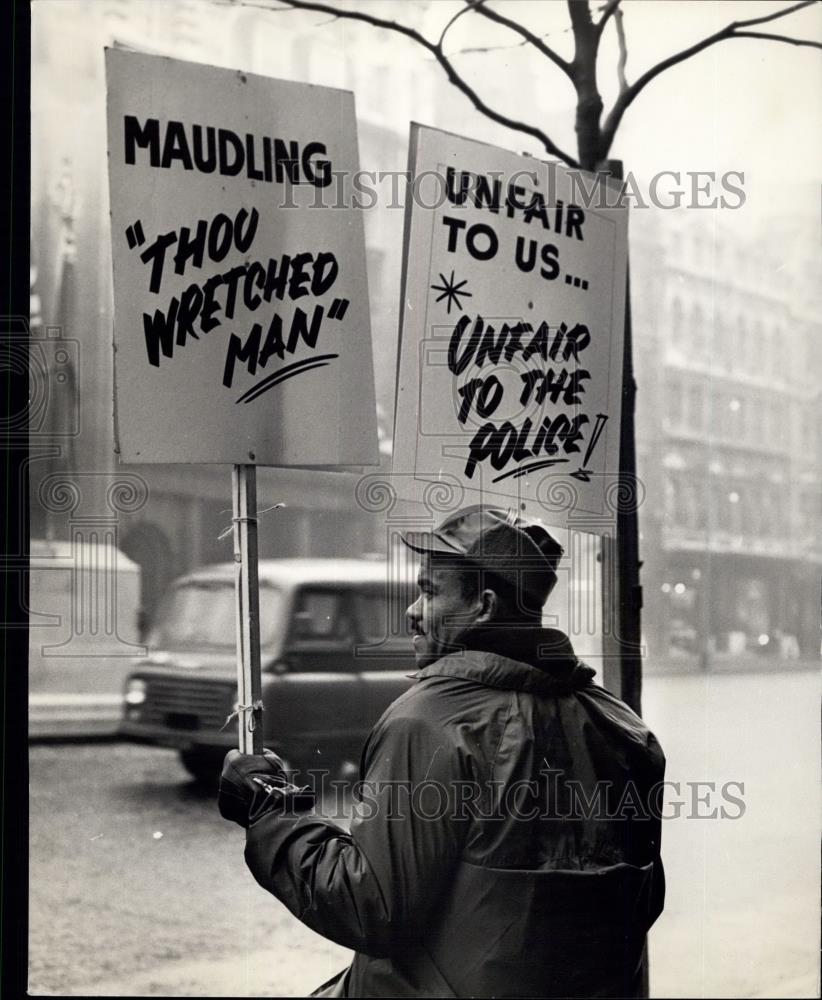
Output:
393,125,628,526
106,49,378,466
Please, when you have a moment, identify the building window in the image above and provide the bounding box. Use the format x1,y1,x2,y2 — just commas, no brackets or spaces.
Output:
727,487,743,535
748,487,763,536
801,490,821,536
767,326,779,371
751,321,763,366
762,400,772,444
727,396,746,440
711,389,727,437
716,311,731,368
664,474,676,524
736,315,746,369
769,401,782,447
710,482,727,531
802,410,816,455
783,328,799,378
717,489,732,531
692,303,705,356
670,297,683,348
668,378,683,428
681,481,705,531
687,383,704,432
750,395,764,442
761,488,777,536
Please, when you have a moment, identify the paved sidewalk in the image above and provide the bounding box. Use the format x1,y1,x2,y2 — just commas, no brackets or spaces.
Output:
65,945,350,997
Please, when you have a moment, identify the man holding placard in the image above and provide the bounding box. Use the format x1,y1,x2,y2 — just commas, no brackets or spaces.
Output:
219,505,665,998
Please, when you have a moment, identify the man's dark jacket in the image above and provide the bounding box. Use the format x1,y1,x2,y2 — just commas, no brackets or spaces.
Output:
245,627,666,998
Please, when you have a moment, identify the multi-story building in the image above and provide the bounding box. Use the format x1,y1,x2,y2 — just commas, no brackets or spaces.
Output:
632,210,821,667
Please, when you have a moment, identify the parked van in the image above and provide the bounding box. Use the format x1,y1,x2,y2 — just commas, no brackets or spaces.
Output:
120,558,416,780
29,538,142,738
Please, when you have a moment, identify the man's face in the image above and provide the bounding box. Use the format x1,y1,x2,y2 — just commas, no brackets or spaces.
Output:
406,556,480,669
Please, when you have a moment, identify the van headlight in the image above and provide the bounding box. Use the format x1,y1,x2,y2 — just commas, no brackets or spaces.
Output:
125,678,147,706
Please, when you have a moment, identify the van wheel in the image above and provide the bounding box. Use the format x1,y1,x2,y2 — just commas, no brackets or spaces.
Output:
179,749,223,785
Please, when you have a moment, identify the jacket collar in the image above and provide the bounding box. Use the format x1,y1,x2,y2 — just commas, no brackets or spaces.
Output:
411,626,596,695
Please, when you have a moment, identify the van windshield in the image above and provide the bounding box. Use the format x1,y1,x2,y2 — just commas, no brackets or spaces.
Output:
352,588,407,643
149,581,285,650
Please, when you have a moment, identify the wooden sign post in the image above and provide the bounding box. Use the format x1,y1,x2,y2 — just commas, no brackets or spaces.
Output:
232,464,263,755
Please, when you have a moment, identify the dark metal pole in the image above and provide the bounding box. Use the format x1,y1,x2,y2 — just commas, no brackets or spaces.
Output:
618,265,643,715
601,159,643,717
602,159,647,998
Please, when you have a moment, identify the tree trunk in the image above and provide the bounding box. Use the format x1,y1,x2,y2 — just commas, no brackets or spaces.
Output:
568,0,604,171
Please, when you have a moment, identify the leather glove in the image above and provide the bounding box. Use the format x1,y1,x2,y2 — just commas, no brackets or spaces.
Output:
218,748,315,828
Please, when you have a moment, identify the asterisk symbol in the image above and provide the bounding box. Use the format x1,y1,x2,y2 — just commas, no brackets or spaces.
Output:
430,270,472,314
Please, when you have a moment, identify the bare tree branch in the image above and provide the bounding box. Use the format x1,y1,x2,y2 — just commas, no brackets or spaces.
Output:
468,0,575,79
597,0,621,38
731,0,819,30
732,30,822,48
600,0,821,159
452,38,532,56
614,6,628,93
447,23,574,59
236,0,819,171
438,2,475,50
254,0,580,166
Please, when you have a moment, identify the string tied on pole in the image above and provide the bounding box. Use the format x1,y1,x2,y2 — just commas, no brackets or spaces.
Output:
221,699,265,733
217,502,286,541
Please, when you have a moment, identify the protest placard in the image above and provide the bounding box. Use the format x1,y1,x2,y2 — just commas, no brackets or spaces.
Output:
106,49,378,466
393,125,628,526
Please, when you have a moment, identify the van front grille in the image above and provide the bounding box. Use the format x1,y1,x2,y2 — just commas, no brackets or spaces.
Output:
142,677,235,731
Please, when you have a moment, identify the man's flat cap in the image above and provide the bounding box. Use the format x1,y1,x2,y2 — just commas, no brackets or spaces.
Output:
401,505,563,606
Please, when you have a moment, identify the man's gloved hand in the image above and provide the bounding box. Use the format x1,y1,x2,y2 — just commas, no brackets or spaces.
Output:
218,748,315,828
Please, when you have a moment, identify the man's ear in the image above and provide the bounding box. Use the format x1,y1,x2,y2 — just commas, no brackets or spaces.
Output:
474,589,499,625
